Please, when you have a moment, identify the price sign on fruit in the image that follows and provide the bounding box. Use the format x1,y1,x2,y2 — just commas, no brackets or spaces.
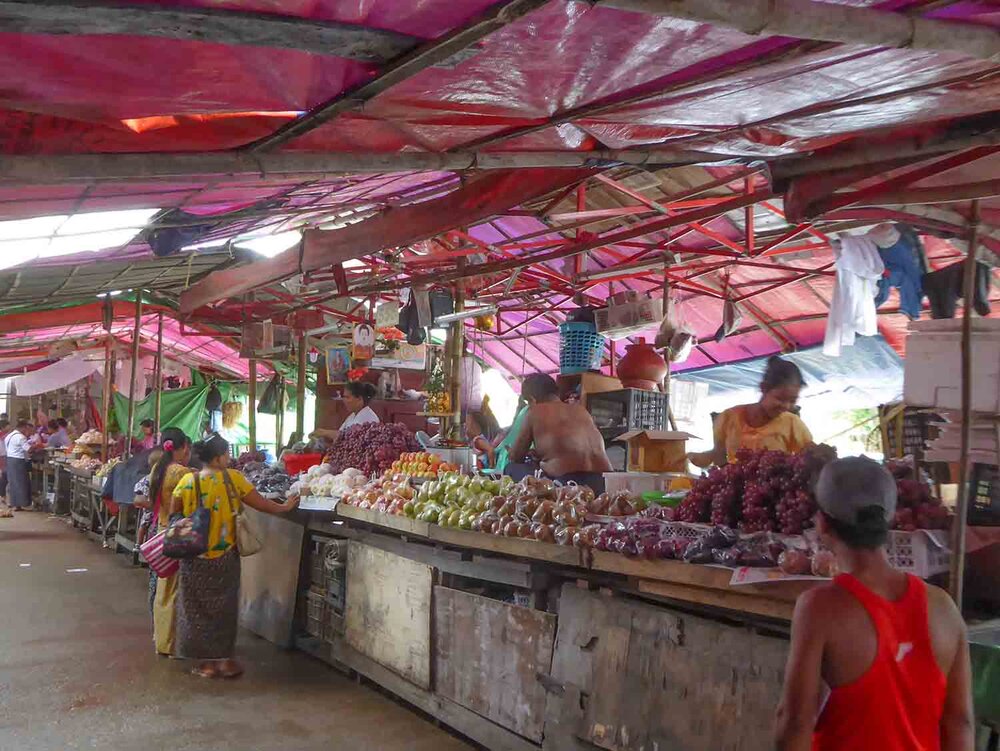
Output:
352,323,375,360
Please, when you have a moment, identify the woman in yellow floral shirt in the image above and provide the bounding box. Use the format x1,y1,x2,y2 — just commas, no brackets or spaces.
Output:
172,433,298,679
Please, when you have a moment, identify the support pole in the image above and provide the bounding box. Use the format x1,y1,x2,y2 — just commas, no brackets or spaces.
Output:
296,333,307,439
447,262,466,441
608,281,616,377
275,374,285,456
248,358,258,452
153,311,164,437
124,291,144,460
948,200,980,606
101,335,113,463
662,254,678,430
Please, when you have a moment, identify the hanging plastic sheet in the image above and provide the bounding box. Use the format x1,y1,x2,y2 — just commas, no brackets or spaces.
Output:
112,382,211,441
12,352,101,396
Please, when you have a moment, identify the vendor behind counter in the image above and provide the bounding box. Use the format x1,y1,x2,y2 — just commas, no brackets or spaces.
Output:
689,356,813,468
310,381,380,450
506,373,613,493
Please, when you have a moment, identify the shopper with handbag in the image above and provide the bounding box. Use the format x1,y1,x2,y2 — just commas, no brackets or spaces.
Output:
171,433,299,679
143,428,192,656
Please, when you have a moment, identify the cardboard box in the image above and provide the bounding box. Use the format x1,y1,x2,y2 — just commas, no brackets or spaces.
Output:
614,430,696,472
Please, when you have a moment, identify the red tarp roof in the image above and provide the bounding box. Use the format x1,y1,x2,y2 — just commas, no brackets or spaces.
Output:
0,0,996,378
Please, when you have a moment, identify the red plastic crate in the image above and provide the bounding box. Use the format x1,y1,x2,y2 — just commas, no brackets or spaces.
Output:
283,453,324,475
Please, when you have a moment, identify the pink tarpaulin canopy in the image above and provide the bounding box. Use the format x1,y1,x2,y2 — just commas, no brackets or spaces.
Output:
0,0,996,379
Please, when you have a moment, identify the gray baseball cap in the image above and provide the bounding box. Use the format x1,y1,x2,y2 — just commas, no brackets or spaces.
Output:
815,456,897,525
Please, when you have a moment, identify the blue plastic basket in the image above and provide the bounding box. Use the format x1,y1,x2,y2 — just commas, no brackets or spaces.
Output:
559,321,606,375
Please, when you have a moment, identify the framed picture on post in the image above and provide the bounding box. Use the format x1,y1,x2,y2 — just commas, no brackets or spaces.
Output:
325,346,350,384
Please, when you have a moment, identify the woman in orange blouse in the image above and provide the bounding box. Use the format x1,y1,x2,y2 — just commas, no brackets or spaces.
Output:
690,356,813,468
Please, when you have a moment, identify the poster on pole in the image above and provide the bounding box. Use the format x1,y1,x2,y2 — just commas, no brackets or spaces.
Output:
352,324,376,361
325,346,350,384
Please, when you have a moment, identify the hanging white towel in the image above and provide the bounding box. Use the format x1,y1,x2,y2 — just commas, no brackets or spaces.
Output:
823,235,884,357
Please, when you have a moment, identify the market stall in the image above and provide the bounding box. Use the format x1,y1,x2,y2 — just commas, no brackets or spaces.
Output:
0,1,998,744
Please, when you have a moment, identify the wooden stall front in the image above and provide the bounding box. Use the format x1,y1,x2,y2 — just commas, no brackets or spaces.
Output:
276,505,808,751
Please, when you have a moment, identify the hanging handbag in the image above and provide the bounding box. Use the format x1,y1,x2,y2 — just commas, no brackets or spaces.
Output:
162,474,211,559
139,528,179,578
223,469,263,557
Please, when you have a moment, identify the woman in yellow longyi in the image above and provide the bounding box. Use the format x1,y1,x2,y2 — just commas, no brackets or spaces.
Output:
689,356,813,468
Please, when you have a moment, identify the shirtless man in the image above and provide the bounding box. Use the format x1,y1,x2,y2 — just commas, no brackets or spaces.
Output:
508,373,612,492
775,456,974,751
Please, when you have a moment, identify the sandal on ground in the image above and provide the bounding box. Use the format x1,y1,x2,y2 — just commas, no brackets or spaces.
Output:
190,664,221,679
218,659,244,679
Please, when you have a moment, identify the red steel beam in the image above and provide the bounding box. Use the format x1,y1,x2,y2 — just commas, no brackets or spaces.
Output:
734,262,835,302
754,223,813,256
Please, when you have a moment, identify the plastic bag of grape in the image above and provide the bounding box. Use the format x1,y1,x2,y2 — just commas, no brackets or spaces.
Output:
326,422,421,476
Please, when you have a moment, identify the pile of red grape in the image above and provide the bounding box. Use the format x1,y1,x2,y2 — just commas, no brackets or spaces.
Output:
892,478,950,530
325,422,420,476
676,448,819,534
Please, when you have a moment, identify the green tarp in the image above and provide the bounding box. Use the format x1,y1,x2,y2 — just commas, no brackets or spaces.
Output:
113,382,211,441
971,640,1000,726
114,378,307,452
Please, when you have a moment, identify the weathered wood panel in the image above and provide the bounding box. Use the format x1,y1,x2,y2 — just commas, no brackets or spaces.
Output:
332,640,540,751
239,510,304,648
345,541,434,689
434,587,556,742
544,584,789,751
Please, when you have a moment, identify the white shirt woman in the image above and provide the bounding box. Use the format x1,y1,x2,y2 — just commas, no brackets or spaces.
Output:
310,382,380,446
340,405,380,431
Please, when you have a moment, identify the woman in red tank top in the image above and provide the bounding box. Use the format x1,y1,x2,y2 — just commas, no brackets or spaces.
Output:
775,457,974,751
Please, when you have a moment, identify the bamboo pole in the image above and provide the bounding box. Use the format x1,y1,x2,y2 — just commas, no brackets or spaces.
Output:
275,375,285,456
948,200,981,607
153,311,164,437
448,264,466,441
248,358,257,451
296,333,307,439
600,0,999,60
124,291,144,460
662,254,678,431
0,148,728,184
100,295,114,463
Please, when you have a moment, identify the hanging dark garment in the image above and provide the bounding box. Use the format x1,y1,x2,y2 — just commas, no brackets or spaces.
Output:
922,261,992,319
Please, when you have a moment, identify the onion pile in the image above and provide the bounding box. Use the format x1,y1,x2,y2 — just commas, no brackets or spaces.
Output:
325,422,420,476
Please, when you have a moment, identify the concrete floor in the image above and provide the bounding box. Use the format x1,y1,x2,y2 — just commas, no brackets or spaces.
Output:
0,512,473,751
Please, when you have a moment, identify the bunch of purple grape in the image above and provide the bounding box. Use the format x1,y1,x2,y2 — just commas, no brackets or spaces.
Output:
677,448,818,534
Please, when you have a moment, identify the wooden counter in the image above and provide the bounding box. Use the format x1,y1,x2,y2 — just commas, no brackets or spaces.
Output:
337,505,811,621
